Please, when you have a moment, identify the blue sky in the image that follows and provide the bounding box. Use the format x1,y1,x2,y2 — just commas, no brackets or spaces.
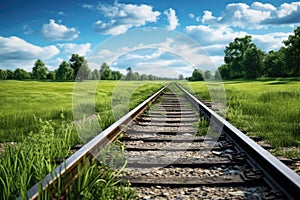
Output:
1,0,299,77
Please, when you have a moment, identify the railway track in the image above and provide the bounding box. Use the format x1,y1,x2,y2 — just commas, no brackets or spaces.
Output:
24,83,300,199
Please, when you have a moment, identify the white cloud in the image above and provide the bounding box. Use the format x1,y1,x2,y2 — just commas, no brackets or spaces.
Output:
23,24,34,35
252,32,291,52
251,2,276,11
0,36,59,69
185,25,247,46
58,11,66,16
202,44,227,56
219,3,271,28
164,8,179,31
0,36,59,60
125,50,163,60
57,43,91,57
262,2,300,25
41,19,79,41
277,2,300,17
209,56,225,67
81,4,94,9
202,11,217,24
188,13,195,19
92,2,160,35
46,57,64,71
201,2,300,28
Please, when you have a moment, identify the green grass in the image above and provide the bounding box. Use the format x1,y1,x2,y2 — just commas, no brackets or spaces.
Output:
0,80,74,142
0,80,166,199
188,79,300,158
0,80,165,142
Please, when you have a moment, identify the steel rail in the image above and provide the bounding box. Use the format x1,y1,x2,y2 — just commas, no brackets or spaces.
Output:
22,84,169,200
176,83,300,199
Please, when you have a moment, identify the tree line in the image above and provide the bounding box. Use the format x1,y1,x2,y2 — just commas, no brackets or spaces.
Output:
0,54,175,81
188,26,300,81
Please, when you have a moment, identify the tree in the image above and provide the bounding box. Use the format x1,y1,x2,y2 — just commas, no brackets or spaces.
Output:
178,74,184,80
13,68,30,80
204,70,212,80
56,61,74,81
112,71,123,80
242,48,265,79
32,59,48,80
189,69,203,81
125,67,134,80
148,74,154,80
100,62,109,75
140,74,148,80
264,49,287,77
224,35,255,79
101,68,112,80
69,54,90,81
133,72,139,80
214,70,222,80
47,71,56,80
283,26,300,77
0,69,7,80
217,64,230,79
91,69,100,80
99,62,116,80
6,70,13,79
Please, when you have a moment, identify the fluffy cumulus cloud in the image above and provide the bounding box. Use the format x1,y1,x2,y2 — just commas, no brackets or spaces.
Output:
57,43,91,57
251,2,276,11
41,19,80,41
164,8,179,31
201,3,272,28
185,25,247,46
91,2,160,35
0,36,59,60
252,32,291,51
262,2,300,25
200,1,300,28
0,36,59,69
201,11,218,24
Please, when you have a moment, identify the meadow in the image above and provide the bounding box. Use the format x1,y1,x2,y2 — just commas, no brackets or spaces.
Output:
0,80,164,199
0,80,164,142
188,78,300,158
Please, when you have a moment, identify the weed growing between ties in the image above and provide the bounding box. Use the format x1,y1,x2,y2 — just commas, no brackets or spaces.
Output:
188,79,300,158
194,117,209,136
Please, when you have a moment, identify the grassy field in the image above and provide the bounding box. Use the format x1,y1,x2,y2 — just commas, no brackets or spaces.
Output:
0,80,165,142
0,80,165,199
188,79,300,158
